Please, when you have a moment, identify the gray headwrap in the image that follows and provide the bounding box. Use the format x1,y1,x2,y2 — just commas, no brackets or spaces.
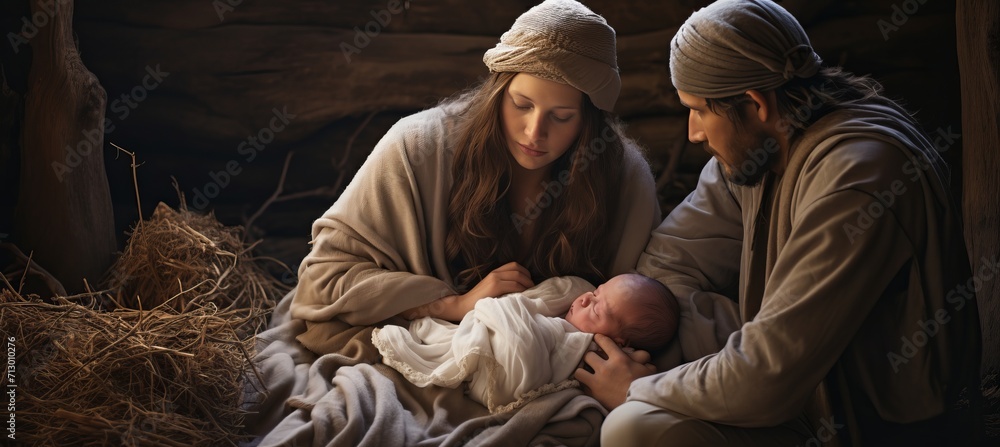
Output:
483,0,621,111
669,0,823,98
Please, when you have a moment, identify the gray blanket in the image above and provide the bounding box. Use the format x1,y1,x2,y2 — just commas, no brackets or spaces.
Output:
242,294,606,446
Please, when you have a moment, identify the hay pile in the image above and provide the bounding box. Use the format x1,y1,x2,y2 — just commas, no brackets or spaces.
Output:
105,202,286,335
0,201,288,445
1,291,260,446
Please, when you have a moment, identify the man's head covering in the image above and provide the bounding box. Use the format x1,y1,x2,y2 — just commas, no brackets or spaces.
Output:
669,0,822,98
483,0,621,112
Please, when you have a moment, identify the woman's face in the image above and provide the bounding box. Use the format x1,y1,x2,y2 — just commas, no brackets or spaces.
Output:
501,73,584,173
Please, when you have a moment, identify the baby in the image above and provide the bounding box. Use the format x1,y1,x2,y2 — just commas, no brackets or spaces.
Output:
563,273,678,352
373,273,679,413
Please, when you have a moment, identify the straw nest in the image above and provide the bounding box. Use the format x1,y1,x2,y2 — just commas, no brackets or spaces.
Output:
1,290,261,446
104,201,287,335
0,202,288,445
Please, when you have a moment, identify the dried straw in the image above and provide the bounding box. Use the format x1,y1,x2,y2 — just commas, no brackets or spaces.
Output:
1,289,262,446
0,197,293,445
104,201,287,335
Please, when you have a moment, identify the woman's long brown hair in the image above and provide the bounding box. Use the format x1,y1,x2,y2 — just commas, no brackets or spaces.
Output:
443,72,628,289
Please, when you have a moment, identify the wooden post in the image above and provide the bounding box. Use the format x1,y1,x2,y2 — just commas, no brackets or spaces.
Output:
13,0,116,294
956,0,1000,374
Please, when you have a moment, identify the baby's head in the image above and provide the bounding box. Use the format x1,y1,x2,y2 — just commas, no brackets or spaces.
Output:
564,273,679,351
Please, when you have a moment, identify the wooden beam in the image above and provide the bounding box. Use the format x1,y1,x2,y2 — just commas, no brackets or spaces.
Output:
956,0,1000,374
14,0,117,294
69,24,684,152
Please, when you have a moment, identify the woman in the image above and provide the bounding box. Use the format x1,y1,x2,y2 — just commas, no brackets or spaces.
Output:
251,0,660,443
286,0,660,351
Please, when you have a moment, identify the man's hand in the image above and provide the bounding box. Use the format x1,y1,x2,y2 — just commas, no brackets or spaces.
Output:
575,334,657,410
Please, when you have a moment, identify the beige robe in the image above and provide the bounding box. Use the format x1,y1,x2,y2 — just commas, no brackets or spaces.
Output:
289,105,661,354
633,103,981,445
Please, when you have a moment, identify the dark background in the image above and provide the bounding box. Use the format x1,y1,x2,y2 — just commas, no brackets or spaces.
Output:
3,0,997,440
0,0,962,280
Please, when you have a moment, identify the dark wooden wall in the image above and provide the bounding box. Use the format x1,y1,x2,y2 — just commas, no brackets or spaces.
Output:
9,0,961,260
1,0,990,367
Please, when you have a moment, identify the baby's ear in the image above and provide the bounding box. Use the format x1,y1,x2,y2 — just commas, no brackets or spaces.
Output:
613,336,627,347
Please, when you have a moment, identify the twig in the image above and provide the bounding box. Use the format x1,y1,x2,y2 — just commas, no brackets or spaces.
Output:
0,242,67,297
112,142,144,225
331,110,378,195
244,110,379,237
254,186,339,204
17,250,31,295
245,151,295,233
334,110,378,169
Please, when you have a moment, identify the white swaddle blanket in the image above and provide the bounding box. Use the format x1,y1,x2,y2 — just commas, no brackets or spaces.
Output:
373,276,595,413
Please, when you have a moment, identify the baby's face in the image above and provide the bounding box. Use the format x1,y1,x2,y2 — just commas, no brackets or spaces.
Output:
564,275,635,344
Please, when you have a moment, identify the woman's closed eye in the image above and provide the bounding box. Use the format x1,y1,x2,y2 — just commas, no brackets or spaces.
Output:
512,99,574,122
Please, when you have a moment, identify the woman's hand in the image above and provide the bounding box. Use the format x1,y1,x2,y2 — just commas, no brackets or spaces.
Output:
458,261,534,310
575,334,657,410
401,262,534,322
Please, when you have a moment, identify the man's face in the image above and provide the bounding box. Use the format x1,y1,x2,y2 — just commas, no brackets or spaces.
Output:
678,90,775,187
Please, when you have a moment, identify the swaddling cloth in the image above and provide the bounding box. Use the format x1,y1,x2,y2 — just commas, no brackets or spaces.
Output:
373,277,595,413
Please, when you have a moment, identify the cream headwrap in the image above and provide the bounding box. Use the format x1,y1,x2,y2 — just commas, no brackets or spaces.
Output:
669,0,823,98
483,0,621,112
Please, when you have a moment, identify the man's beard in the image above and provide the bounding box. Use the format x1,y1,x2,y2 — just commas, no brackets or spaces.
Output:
718,130,777,188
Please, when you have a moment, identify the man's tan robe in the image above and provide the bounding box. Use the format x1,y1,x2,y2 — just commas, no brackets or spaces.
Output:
634,102,982,445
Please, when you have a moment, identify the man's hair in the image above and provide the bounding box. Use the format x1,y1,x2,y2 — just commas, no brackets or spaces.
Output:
703,66,919,138
618,274,679,352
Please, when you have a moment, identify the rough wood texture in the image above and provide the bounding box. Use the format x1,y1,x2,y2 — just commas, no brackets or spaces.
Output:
24,0,959,278
54,0,960,261
13,0,116,293
64,1,960,170
76,0,707,35
68,24,682,153
957,0,1000,374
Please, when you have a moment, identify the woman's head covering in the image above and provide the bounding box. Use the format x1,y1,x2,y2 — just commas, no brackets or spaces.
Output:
669,0,822,98
483,0,621,112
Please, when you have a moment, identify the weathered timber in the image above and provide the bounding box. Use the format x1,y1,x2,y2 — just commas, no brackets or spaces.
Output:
13,0,117,293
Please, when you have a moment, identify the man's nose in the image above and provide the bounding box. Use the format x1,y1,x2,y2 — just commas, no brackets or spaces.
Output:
688,110,706,143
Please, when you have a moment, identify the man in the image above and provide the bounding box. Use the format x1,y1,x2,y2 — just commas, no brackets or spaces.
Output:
574,0,983,445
